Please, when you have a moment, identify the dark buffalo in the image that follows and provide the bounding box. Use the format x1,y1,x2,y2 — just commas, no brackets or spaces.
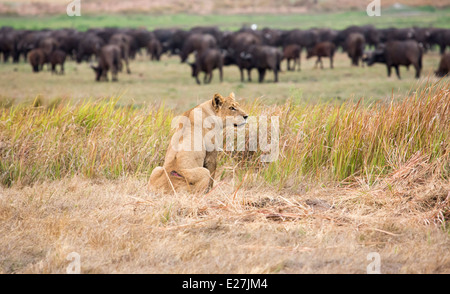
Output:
282,44,301,71
179,33,217,63
261,27,284,47
76,33,104,63
428,28,450,54
38,37,60,59
49,49,66,75
241,45,282,83
0,28,28,63
0,29,16,62
147,38,163,61
413,27,433,52
336,25,377,50
189,48,223,85
435,53,450,77
306,41,336,69
318,28,339,44
109,33,132,74
282,29,320,49
189,26,223,44
28,48,45,72
57,30,82,59
128,28,154,50
222,31,263,82
346,33,365,66
17,30,48,62
167,29,189,55
280,29,320,71
378,27,415,43
90,44,123,82
87,28,119,44
364,40,423,79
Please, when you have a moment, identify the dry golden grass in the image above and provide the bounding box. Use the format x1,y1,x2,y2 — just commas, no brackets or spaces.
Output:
1,162,448,273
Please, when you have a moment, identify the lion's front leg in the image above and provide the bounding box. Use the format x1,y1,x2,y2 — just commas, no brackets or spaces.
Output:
203,151,217,191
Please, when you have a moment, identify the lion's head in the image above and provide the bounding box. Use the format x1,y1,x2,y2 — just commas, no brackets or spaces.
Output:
212,92,248,127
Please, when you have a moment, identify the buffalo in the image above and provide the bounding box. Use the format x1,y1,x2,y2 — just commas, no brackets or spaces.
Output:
179,33,217,63
76,33,104,63
189,48,223,85
222,31,263,82
306,41,336,69
28,48,45,72
282,44,301,71
435,52,450,77
156,28,186,55
378,27,415,43
364,40,423,79
49,49,66,75
428,28,450,54
147,38,163,61
0,28,25,63
90,44,123,82
282,29,319,50
345,33,365,66
240,45,282,83
109,33,132,73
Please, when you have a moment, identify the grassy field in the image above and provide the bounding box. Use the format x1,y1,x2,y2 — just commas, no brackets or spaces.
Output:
0,51,445,111
1,7,450,31
0,10,449,274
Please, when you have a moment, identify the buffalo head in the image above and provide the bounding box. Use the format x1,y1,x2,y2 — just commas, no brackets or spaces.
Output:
90,64,103,81
363,46,385,66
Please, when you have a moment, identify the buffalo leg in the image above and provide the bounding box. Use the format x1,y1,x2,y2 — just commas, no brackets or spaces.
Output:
195,74,201,85
258,68,266,83
247,69,252,82
414,64,421,79
125,58,131,74
394,65,401,80
298,49,302,71
387,65,392,77
208,71,213,84
219,66,223,83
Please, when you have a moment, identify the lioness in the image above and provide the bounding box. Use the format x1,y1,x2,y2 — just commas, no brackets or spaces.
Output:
148,92,248,194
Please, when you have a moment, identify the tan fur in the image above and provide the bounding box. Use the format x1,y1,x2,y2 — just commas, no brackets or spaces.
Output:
148,92,248,194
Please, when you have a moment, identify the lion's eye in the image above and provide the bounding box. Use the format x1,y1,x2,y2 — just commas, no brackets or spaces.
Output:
229,107,236,111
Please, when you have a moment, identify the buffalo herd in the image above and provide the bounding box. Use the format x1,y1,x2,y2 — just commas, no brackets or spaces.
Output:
0,25,450,83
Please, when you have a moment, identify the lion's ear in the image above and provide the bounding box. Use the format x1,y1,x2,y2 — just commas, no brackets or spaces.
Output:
212,93,224,110
229,92,235,100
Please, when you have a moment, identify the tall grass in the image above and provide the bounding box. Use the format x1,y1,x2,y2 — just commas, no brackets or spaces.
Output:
0,80,448,187
0,99,173,186
253,80,449,186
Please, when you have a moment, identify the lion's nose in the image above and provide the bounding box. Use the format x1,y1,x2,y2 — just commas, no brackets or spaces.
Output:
243,115,248,120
